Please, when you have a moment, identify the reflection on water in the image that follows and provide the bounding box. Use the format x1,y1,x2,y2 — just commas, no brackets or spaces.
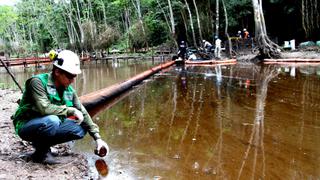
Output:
0,60,161,94
95,159,109,177
2,61,319,179
77,62,320,179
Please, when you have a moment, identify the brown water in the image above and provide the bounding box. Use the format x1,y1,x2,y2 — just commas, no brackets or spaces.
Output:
78,63,320,179
1,61,320,179
0,60,161,94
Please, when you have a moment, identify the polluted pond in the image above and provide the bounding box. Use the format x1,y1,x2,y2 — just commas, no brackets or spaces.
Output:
1,60,320,179
77,61,320,179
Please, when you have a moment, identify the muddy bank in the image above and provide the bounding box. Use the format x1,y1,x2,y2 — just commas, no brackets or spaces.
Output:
236,49,320,61
0,89,90,179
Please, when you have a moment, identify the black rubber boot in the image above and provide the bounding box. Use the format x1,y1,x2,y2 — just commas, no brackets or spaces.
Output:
31,147,61,165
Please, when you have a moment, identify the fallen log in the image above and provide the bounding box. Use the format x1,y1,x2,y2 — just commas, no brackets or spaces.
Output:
80,61,175,111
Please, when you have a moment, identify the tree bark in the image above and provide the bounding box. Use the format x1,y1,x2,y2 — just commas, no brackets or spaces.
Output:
192,0,203,44
184,0,197,48
132,0,148,49
252,0,281,59
221,0,232,58
75,0,85,46
215,0,220,38
301,0,319,38
156,0,171,33
167,0,175,36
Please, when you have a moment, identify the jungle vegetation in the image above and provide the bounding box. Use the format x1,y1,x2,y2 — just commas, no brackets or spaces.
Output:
0,0,319,58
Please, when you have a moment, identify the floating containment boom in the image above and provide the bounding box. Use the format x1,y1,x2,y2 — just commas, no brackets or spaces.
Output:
80,61,175,111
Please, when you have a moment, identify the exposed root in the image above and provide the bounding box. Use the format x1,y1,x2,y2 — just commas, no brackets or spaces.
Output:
254,34,282,60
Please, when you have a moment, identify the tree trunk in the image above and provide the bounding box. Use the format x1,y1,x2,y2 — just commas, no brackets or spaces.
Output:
100,0,107,26
215,0,219,38
167,0,175,36
192,0,203,44
184,0,197,48
62,3,80,48
301,0,320,38
166,0,178,47
87,0,95,43
124,7,130,52
180,10,190,43
75,0,85,46
221,0,232,57
156,0,171,33
132,0,148,49
252,0,281,59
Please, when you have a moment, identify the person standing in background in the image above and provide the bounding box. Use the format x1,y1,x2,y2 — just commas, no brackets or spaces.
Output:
214,36,222,59
178,40,187,60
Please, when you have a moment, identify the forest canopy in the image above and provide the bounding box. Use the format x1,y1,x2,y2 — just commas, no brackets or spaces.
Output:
0,0,319,55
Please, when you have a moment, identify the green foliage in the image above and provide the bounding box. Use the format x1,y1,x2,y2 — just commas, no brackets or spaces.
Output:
144,12,169,47
224,0,253,29
0,6,17,35
0,0,316,54
128,22,148,49
95,24,120,50
0,6,18,52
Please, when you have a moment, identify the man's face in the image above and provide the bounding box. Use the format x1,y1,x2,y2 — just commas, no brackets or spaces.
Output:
55,69,77,88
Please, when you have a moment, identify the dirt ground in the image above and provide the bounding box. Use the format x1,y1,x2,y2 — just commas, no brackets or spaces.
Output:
0,49,319,179
0,89,90,179
236,48,320,61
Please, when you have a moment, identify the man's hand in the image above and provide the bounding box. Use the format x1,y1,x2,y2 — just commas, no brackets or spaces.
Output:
95,139,109,157
73,108,84,125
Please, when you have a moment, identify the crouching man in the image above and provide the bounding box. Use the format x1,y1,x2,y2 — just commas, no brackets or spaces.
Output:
12,50,109,164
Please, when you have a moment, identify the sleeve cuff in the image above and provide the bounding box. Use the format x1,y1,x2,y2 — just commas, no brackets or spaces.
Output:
67,107,76,116
93,133,101,140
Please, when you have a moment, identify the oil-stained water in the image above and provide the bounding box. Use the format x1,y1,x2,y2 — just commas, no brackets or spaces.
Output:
0,60,161,94
79,63,320,179
1,60,319,179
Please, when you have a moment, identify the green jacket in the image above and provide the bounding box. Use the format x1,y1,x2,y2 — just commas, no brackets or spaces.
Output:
13,73,101,140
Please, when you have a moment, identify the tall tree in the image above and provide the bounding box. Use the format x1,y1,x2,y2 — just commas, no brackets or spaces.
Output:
221,0,232,57
183,0,197,48
156,0,171,33
252,0,281,59
132,0,148,49
301,0,320,39
192,0,203,43
167,0,175,37
215,0,220,38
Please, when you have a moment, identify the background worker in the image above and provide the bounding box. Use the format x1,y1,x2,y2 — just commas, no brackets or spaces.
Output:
187,52,198,61
243,28,249,39
202,39,213,53
214,36,222,59
237,30,242,38
177,40,187,60
243,28,250,48
13,50,109,164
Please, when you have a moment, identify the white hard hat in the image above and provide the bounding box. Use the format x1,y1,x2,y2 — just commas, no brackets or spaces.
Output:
243,28,247,31
202,40,206,43
53,50,81,74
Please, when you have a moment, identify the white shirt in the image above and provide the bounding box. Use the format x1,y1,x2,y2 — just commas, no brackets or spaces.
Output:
204,41,212,48
188,54,197,60
215,39,221,48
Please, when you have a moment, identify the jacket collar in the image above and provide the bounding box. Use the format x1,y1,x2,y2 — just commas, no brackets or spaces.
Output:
47,72,55,87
